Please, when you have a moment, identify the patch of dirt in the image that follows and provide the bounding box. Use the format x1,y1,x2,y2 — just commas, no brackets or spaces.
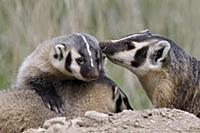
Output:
24,108,200,133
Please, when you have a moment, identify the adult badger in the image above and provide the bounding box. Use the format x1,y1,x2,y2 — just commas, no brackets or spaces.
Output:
16,33,105,113
0,76,133,133
100,30,200,117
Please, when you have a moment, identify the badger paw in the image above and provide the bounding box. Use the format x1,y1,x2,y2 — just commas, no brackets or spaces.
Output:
42,95,65,115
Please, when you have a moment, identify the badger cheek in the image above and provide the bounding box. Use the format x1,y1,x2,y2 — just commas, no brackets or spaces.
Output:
69,60,85,80
73,71,86,81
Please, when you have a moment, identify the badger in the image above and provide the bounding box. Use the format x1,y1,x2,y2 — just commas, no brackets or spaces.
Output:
0,76,133,133
16,33,104,113
100,30,200,117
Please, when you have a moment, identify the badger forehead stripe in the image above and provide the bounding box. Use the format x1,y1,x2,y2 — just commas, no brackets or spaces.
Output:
114,86,118,95
77,34,94,67
111,34,141,43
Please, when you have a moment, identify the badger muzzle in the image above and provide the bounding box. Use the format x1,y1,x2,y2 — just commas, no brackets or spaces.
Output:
81,66,100,81
99,29,152,55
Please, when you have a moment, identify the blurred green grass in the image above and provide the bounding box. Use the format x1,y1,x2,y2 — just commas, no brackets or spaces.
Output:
0,0,200,109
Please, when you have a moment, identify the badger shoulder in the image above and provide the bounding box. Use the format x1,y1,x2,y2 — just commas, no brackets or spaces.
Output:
0,77,133,133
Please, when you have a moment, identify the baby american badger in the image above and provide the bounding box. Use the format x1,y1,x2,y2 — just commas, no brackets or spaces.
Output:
100,30,200,117
16,33,104,113
0,76,133,133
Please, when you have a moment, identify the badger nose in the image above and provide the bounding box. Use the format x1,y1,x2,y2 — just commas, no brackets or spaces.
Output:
99,42,112,52
88,71,99,79
88,68,99,79
81,67,100,81
99,42,116,55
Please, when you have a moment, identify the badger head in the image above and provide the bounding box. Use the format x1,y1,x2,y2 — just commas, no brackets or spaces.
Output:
50,33,105,81
112,86,133,112
100,30,171,77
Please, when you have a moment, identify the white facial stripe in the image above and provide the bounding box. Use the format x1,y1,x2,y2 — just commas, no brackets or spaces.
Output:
111,34,142,43
133,41,149,49
111,29,150,43
114,87,120,103
111,42,149,62
76,33,94,67
112,50,135,62
114,86,118,95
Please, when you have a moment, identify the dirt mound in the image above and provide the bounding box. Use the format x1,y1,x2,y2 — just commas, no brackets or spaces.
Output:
24,108,200,133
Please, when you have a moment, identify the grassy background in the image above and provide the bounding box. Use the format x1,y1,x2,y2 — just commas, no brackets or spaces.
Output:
0,0,200,109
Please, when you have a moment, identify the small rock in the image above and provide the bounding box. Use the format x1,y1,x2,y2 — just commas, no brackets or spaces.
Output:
121,109,134,116
70,117,83,127
43,117,66,129
46,123,63,133
23,108,200,133
60,127,81,133
23,127,46,133
84,111,109,122
150,119,155,123
122,125,128,129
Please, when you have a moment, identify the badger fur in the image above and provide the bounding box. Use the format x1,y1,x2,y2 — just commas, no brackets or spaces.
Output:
0,76,133,133
15,33,104,113
100,30,200,117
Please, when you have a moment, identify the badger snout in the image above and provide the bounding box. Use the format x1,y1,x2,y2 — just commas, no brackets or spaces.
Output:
99,42,116,55
81,66,100,81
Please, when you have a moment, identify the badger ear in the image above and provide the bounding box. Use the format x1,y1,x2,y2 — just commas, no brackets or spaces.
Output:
151,41,171,64
53,44,68,61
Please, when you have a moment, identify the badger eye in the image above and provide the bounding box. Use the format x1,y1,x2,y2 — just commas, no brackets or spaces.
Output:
53,54,58,59
76,57,84,65
96,58,100,63
125,43,135,50
102,55,106,60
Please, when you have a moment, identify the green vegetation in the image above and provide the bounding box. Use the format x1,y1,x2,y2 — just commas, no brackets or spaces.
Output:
0,0,199,109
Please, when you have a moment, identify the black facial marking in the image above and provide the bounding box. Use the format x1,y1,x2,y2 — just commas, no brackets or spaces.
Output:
53,54,58,59
112,86,115,100
117,88,133,111
136,46,149,58
102,41,135,55
126,43,135,50
131,46,149,67
131,61,141,68
115,94,122,113
58,47,63,61
65,51,72,73
123,97,133,110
